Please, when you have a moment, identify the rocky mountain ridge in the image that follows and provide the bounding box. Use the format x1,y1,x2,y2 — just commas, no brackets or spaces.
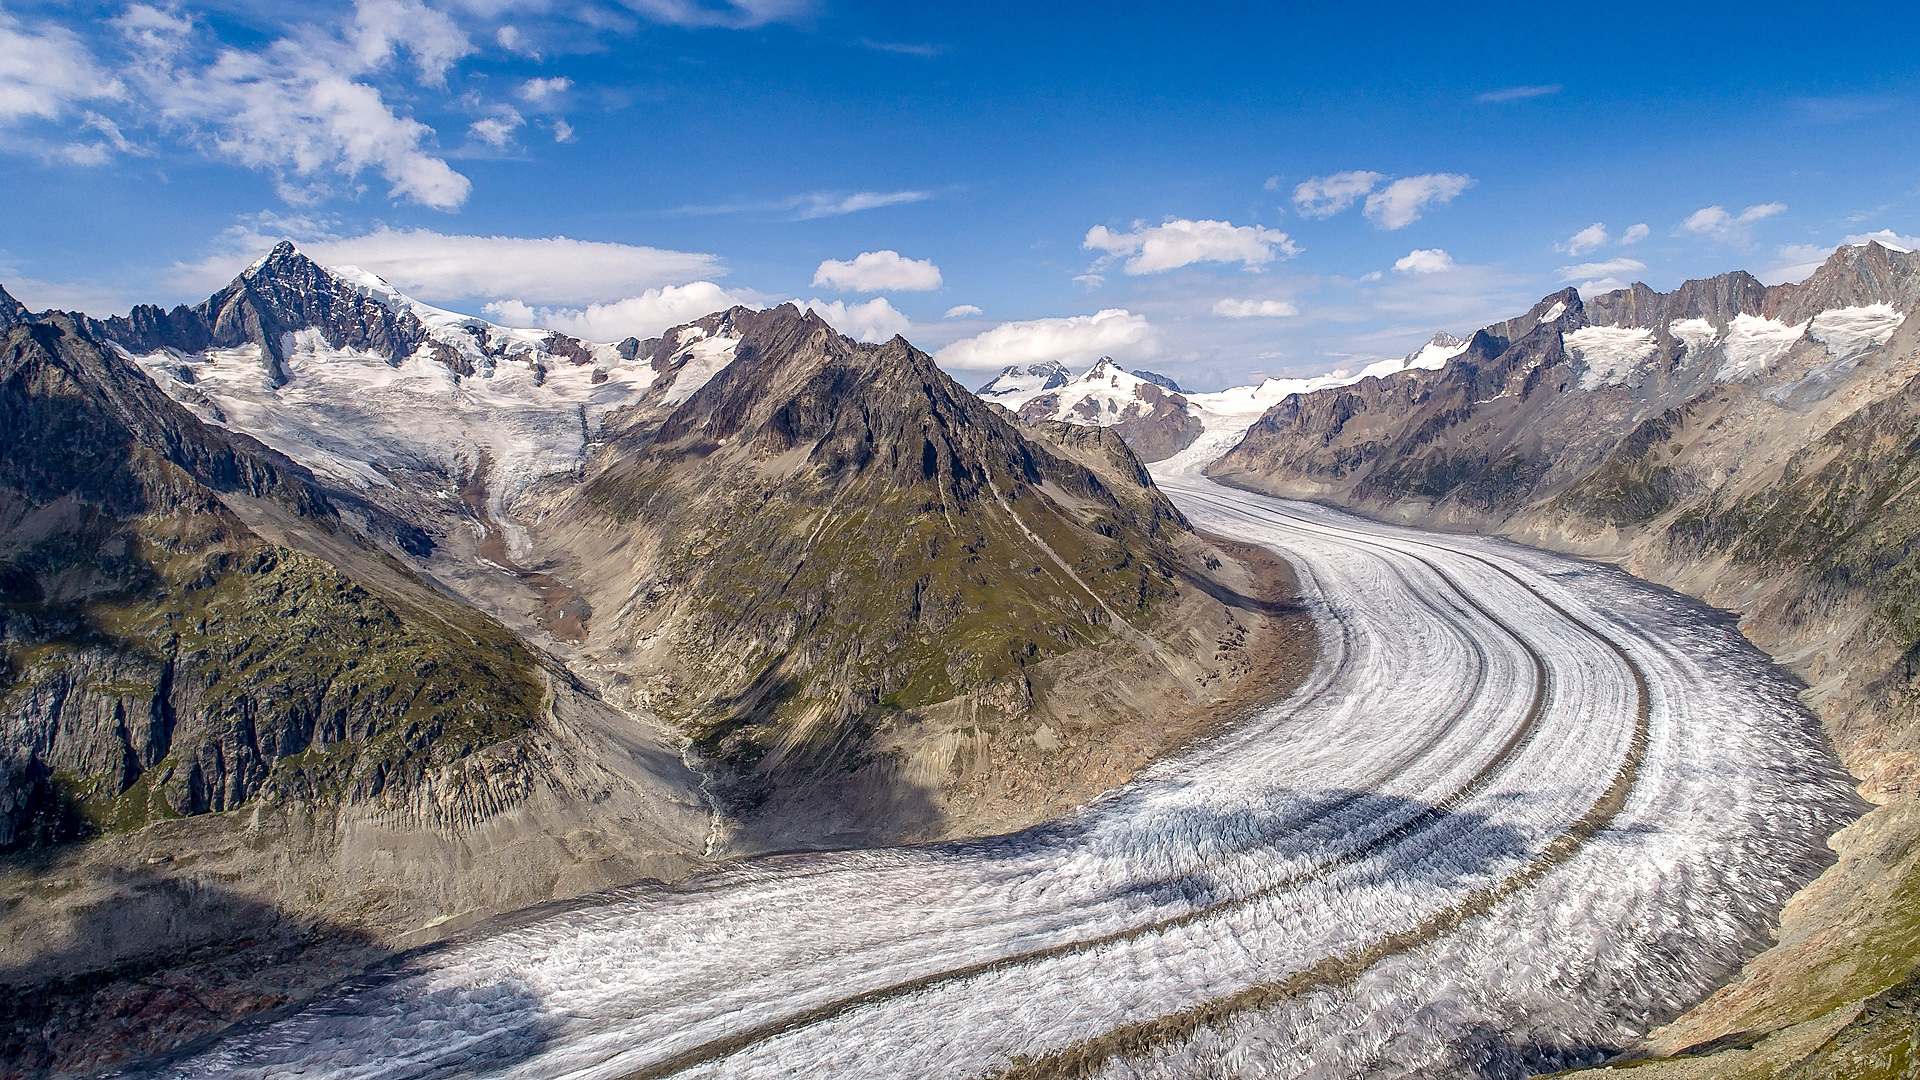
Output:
1207,240,1920,1078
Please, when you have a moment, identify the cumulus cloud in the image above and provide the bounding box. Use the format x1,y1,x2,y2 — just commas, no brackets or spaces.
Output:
1394,248,1454,274
483,281,747,341
1560,223,1609,256
1681,202,1787,245
933,309,1156,371
1475,84,1562,103
519,77,571,102
1213,298,1299,317
469,108,524,147
1084,219,1299,275
943,304,981,318
1364,173,1475,229
812,250,942,292
1292,171,1383,218
796,297,911,342
173,223,726,305
106,1,474,209
1621,223,1650,244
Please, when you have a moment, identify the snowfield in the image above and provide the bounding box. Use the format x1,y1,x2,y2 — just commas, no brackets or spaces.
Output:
145,475,1855,1080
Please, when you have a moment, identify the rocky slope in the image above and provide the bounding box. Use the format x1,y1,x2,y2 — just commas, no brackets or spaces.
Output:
0,288,708,1076
518,306,1311,850
1210,242,1920,1078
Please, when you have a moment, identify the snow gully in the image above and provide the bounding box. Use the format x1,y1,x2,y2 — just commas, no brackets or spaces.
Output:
147,477,1858,1080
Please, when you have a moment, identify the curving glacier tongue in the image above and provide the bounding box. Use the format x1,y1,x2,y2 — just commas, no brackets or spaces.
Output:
147,477,1856,1080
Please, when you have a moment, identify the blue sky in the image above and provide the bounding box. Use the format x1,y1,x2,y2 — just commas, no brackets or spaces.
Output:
1,0,1916,390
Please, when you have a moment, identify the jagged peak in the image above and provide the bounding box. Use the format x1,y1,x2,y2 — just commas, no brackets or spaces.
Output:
0,281,26,329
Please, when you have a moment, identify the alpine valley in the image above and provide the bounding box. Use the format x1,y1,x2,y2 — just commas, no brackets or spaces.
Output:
3,237,1917,1080
0,245,1309,1076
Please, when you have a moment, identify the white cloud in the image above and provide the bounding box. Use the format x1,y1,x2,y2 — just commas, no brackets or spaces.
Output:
616,0,809,29
1681,202,1787,245
349,0,472,87
812,250,942,292
1475,84,1561,103
109,2,473,209
1213,298,1299,317
932,309,1157,371
0,11,124,126
1364,173,1475,229
483,281,747,341
674,189,934,219
173,224,726,305
469,108,524,147
1394,248,1455,274
1560,223,1609,256
1558,257,1646,281
1558,256,1646,295
1621,223,1650,244
944,304,982,318
1084,219,1299,275
551,118,575,143
519,77,572,102
1292,171,1383,218
796,296,911,342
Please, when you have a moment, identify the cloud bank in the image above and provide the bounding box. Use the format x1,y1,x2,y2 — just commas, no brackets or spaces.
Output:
934,309,1156,371
1084,219,1298,275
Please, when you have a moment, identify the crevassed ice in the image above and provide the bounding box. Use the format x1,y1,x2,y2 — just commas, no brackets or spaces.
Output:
1808,303,1905,362
1716,313,1807,381
130,329,660,516
1566,326,1657,390
1667,318,1720,356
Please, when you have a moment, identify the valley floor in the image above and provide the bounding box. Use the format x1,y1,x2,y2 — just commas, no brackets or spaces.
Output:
117,478,1853,1080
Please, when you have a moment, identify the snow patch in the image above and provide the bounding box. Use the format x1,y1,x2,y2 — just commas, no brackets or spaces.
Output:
1566,326,1658,390
1808,303,1904,361
1716,314,1807,381
1667,318,1721,356
1537,300,1567,324
658,333,742,406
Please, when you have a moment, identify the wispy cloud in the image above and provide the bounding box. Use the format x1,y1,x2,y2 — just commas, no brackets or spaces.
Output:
858,38,943,57
1680,202,1786,246
1475,84,1562,103
1365,174,1475,229
670,189,935,219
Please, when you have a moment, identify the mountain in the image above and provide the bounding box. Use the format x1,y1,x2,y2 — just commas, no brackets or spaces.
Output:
512,308,1310,848
999,337,1472,470
94,250,1310,855
974,359,1071,407
1207,240,1920,1077
1130,368,1184,392
1018,357,1205,462
0,302,711,1073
